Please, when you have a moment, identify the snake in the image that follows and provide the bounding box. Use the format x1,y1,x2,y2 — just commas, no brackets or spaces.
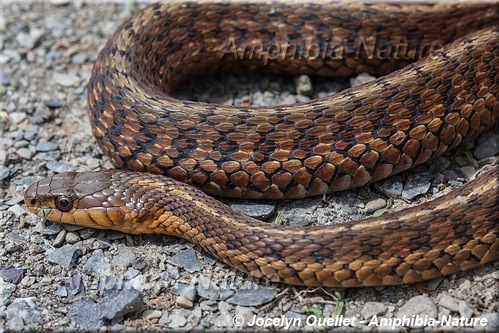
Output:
24,1,499,287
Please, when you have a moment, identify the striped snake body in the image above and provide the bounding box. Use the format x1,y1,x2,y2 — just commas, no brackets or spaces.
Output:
25,1,499,287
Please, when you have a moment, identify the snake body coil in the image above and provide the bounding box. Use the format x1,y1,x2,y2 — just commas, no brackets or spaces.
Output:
25,1,499,287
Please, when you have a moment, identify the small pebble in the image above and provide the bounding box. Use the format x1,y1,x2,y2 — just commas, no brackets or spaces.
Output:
45,244,82,268
397,296,437,328
229,202,275,220
83,250,111,278
197,275,220,301
229,285,276,306
142,309,162,319
402,167,432,200
365,198,386,214
474,132,499,159
350,73,375,87
52,72,81,87
176,296,193,309
374,175,403,197
295,74,313,96
361,301,388,320
0,71,12,86
35,142,59,152
168,248,202,273
43,99,62,108
16,148,34,160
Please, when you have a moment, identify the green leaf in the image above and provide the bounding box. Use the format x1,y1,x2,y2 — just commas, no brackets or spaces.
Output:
333,291,344,317
273,210,284,224
464,150,474,164
368,199,393,218
305,304,324,320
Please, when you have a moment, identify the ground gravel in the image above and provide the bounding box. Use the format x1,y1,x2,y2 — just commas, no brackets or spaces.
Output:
0,1,498,332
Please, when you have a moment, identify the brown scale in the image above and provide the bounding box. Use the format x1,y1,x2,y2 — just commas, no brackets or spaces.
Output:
24,1,499,286
86,2,499,199
25,167,499,287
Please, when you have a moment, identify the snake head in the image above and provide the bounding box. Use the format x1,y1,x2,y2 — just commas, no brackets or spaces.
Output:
24,170,182,235
24,171,133,231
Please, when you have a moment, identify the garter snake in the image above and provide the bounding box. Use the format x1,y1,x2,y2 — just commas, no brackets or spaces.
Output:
25,1,499,287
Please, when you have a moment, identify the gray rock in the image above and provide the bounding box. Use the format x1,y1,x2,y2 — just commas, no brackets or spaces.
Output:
474,132,499,159
17,147,34,160
176,296,193,309
455,155,472,166
23,125,39,141
433,156,451,171
460,166,476,180
142,309,163,320
46,161,75,173
65,274,84,297
83,249,111,277
235,305,255,327
0,278,16,306
0,267,26,285
295,74,313,96
46,244,82,268
15,29,43,49
438,294,461,312
172,282,197,302
229,285,277,306
35,142,59,152
295,94,310,103
168,312,188,328
365,198,387,214
441,169,458,182
374,175,403,197
68,298,103,330
458,300,474,319
71,52,87,65
284,311,307,326
168,248,202,273
350,73,375,87
132,257,147,270
2,49,21,62
361,301,388,320
425,277,444,291
65,231,81,244
478,313,499,332
200,300,218,311
5,297,43,331
124,268,140,280
202,253,217,266
43,99,62,109
0,71,12,86
0,166,11,180
402,167,432,200
112,244,136,269
99,283,143,320
214,313,233,328
9,111,27,124
54,286,68,297
8,204,24,218
219,286,235,301
218,300,232,313
197,275,220,301
438,294,473,318
52,72,81,87
52,229,67,247
397,295,437,328
229,202,276,220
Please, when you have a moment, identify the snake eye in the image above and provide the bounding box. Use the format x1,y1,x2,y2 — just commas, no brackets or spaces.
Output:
55,196,73,211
